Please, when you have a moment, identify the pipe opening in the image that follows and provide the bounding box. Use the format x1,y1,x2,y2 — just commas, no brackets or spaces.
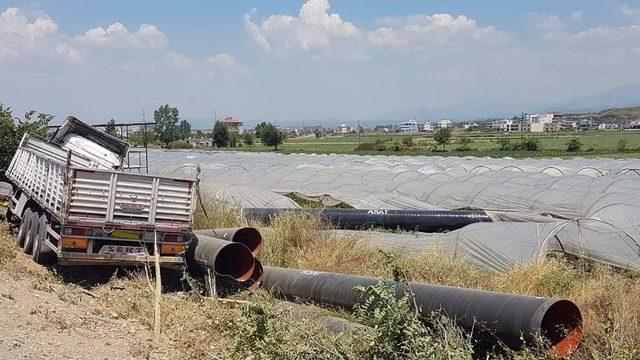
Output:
214,243,255,281
233,227,263,257
246,260,264,291
540,300,583,357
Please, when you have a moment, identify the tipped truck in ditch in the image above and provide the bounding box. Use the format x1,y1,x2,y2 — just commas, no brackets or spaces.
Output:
4,116,196,267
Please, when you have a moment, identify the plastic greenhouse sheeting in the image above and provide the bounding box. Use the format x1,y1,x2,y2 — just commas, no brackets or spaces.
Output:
328,218,640,273
147,150,640,271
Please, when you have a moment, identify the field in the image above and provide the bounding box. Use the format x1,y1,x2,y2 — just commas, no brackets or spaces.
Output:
233,131,640,158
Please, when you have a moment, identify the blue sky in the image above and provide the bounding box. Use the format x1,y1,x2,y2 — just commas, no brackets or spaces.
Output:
1,0,640,127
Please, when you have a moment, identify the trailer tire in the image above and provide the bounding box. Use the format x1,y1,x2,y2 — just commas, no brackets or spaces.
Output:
23,210,38,254
32,215,53,265
16,208,33,247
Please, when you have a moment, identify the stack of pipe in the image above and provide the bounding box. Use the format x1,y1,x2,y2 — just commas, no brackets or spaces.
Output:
262,266,583,357
187,227,264,291
242,208,492,232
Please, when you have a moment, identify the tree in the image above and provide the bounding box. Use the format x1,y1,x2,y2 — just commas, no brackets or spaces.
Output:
243,133,255,146
254,122,268,138
617,138,628,152
129,127,155,147
178,120,191,140
566,138,582,152
0,105,52,171
153,104,180,147
212,122,230,148
456,135,472,151
105,118,118,137
259,123,285,150
433,128,452,150
313,128,322,139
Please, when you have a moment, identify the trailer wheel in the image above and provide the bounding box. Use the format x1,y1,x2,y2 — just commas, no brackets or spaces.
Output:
16,208,33,247
32,214,53,265
23,210,38,254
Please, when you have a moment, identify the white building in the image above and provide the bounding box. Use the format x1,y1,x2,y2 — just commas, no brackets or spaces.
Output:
464,122,479,130
423,122,434,132
437,119,452,129
492,119,520,132
338,124,350,133
598,123,618,131
399,120,419,133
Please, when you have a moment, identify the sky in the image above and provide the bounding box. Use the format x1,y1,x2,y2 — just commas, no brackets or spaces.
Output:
1,0,640,128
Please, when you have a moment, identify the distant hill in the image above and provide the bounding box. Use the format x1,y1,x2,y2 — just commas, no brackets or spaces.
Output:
598,106,640,118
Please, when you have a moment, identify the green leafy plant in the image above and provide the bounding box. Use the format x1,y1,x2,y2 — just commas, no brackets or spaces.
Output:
566,138,582,152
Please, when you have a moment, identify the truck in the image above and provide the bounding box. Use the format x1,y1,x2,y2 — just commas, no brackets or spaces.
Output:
3,116,196,268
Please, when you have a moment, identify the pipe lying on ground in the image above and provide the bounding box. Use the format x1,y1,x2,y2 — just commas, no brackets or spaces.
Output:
193,227,263,257
262,266,582,357
242,208,491,232
186,233,255,281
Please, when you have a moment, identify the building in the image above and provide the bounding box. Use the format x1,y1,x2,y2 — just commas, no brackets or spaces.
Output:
216,117,244,134
437,119,452,129
399,119,419,133
598,123,618,131
527,112,563,132
491,119,520,132
575,120,594,131
423,122,434,132
463,122,479,130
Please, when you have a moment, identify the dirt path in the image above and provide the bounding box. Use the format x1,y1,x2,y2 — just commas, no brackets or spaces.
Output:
0,230,181,359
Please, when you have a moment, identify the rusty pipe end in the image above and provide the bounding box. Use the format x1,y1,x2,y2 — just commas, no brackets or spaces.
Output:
214,242,255,282
539,300,582,357
231,227,263,257
245,260,264,291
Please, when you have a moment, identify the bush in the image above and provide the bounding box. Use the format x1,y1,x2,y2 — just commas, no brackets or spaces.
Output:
517,137,541,151
566,138,582,152
617,138,628,152
392,141,401,151
402,136,413,148
496,137,511,151
243,133,255,146
456,136,473,151
168,140,191,149
355,142,378,151
230,133,240,147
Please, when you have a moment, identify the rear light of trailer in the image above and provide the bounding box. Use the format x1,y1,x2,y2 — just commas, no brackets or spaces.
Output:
62,227,88,236
61,237,88,249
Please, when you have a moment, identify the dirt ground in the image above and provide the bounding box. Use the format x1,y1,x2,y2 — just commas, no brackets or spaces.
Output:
0,234,183,359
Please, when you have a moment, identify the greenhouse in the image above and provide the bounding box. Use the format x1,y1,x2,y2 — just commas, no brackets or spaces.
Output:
148,150,640,272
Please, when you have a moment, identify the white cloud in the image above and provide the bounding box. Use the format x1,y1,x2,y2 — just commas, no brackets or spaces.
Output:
74,22,167,49
0,6,243,80
620,4,640,18
243,0,361,55
571,11,583,22
0,7,59,60
367,13,510,51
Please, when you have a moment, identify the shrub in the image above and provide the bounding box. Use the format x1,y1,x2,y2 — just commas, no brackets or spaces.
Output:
496,137,512,151
392,141,401,151
168,140,191,149
402,136,413,148
456,136,473,151
243,133,255,146
355,142,378,151
617,138,628,152
517,137,541,151
566,138,582,152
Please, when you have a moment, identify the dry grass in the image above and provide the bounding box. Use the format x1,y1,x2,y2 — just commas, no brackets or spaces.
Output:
1,207,639,359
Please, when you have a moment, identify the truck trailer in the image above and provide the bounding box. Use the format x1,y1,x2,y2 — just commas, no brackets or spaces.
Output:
4,116,196,268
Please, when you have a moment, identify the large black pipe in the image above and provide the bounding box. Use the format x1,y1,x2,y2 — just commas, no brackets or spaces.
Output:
186,233,255,281
193,227,263,257
262,266,582,356
242,208,491,232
